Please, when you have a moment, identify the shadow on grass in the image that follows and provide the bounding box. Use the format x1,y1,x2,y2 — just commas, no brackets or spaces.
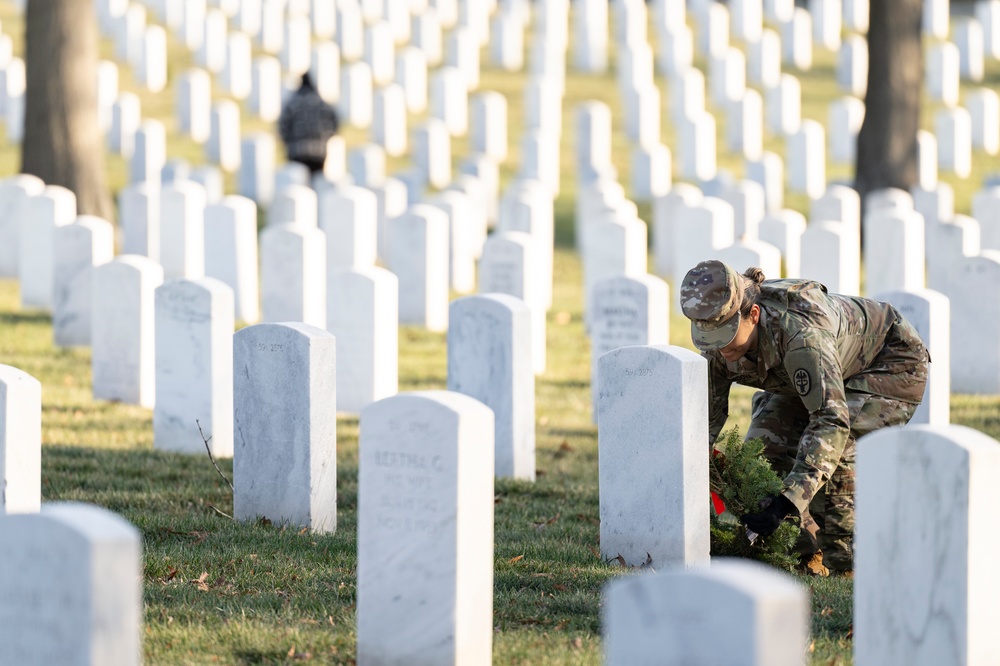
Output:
0,309,51,325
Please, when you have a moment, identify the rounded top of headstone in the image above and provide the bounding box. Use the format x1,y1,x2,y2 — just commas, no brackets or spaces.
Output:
35,502,141,544
0,363,41,389
361,390,496,425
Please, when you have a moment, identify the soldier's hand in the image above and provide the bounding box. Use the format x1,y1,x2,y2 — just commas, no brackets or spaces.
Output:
740,494,795,538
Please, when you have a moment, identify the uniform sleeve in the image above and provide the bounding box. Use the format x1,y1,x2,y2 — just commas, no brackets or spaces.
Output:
706,354,732,449
780,336,851,514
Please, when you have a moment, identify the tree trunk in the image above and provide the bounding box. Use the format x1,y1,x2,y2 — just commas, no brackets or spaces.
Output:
854,0,923,206
22,0,112,219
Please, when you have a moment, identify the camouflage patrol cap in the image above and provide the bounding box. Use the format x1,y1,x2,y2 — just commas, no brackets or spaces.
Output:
680,260,746,351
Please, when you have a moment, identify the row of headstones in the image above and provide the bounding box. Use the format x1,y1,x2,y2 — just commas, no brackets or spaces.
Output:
6,343,996,663
596,343,1000,665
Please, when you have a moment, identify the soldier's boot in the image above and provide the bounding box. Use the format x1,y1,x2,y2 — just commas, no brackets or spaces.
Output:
799,551,830,577
820,466,855,575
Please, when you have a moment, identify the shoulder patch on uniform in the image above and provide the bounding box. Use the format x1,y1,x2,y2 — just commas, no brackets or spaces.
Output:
793,368,812,396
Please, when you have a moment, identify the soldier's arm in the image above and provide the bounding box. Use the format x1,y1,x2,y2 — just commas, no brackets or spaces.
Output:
706,354,732,448
779,338,851,515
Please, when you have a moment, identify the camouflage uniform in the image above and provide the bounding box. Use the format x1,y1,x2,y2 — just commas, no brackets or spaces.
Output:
702,278,928,571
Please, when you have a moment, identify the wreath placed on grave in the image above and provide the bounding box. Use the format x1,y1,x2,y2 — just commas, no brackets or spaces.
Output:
709,427,800,572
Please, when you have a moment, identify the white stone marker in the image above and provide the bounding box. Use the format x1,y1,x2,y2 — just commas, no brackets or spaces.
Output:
428,190,478,294
259,223,327,329
387,205,450,331
0,503,142,664
269,184,317,228
92,256,164,407
0,364,41,515
967,88,1000,155
130,120,166,185
573,0,608,72
340,61,374,129
447,25,480,90
782,7,813,70
590,275,669,417
357,391,494,665
204,195,260,323
471,91,508,162
652,183,702,278
19,186,77,310
748,29,781,89
175,68,211,144
281,15,312,76
936,107,973,178
429,66,468,137
491,12,524,71
499,181,555,309
207,100,241,172
631,143,672,203
138,25,168,93
788,119,826,199
670,197,736,287
337,0,364,60
319,184,378,270
800,221,861,296
412,10,443,66
154,278,234,456
364,21,396,87
347,144,386,188
927,42,960,106
956,18,985,82
876,289,949,425
576,101,613,183
160,180,207,280
117,182,158,261
396,46,429,113
239,133,276,206
250,56,282,122
829,96,866,164
949,252,1000,393
328,266,398,413
310,42,341,105
863,208,925,297
604,559,808,665
372,84,407,157
979,0,1000,57
838,34,868,97
716,238,783,280
746,151,785,213
597,345,710,567
108,92,141,157
233,323,337,532
197,9,227,72
810,0,842,50
412,119,452,189
448,294,535,480
766,73,802,137
855,424,1000,665
727,88,764,161
759,209,806,278
223,31,252,100
677,112,717,182
53,217,115,347
973,187,1000,251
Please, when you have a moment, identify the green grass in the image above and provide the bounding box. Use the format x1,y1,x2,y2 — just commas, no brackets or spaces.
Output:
5,3,1000,664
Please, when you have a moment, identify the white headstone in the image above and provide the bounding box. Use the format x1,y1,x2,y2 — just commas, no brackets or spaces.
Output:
19,186,77,310
956,18,985,82
855,425,1000,665
92,256,164,407
175,68,212,144
412,119,452,189
746,151,785,213
799,220,861,295
204,195,260,323
470,91,508,162
782,7,812,70
948,252,1000,393
339,61,374,128
233,322,337,532
223,31,252,99
160,181,207,280
260,223,326,328
766,73,802,136
108,92,141,157
328,266,398,413
372,84,407,157
0,365,40,515
671,197,736,286
269,184,317,228
876,289,949,425
787,119,826,199
448,294,535,479
319,184,378,270
936,106,973,178
154,278,234,456
138,25,167,92
927,42,960,106
0,504,142,665
130,120,166,184
387,205,450,331
206,100,241,171
239,133,276,206
429,66,468,137
356,391,494,665
967,88,1000,155
53,216,115,347
604,559,808,665
250,56,282,121
838,34,868,97
759,209,806,277
395,46,428,113
597,345,710,567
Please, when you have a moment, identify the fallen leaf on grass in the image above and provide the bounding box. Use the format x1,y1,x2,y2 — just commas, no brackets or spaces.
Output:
555,311,571,325
536,469,547,477
820,607,834,617
570,637,583,650
576,514,599,526
553,441,574,459
553,584,567,592
494,494,503,505
298,527,309,535
531,572,553,578
539,416,549,426
189,531,208,545
508,554,524,564
533,513,561,530
554,621,568,631
164,567,178,582
638,553,654,570
615,554,627,568
256,517,272,527
190,572,210,592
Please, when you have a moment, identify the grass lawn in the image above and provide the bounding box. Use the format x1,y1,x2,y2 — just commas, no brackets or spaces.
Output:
4,2,1000,664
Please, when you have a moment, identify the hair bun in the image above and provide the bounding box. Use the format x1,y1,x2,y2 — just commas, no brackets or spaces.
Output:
743,267,766,284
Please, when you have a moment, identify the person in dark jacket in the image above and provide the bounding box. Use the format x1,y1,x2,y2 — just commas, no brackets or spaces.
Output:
278,73,340,174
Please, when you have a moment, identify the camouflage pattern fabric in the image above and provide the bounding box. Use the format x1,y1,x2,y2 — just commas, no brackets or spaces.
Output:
703,279,929,571
746,390,918,571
